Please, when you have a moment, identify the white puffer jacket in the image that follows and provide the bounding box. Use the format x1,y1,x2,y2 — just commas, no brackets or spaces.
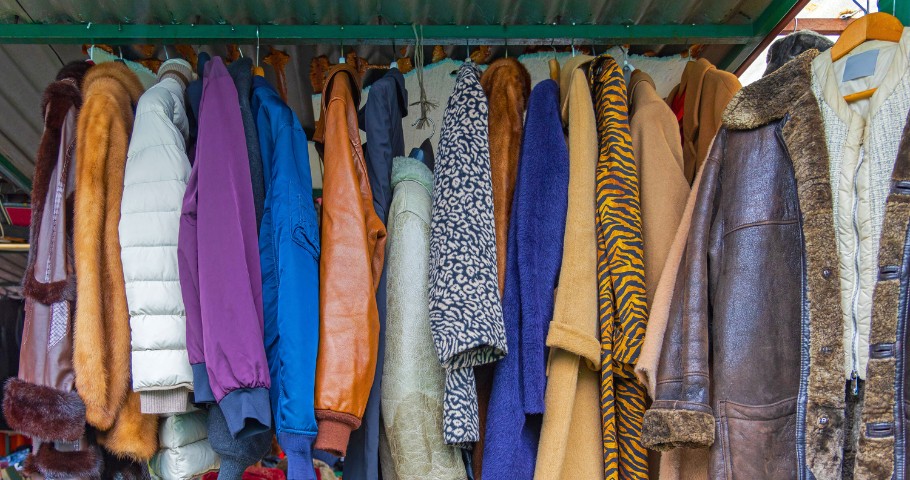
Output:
119,65,193,414
150,411,220,480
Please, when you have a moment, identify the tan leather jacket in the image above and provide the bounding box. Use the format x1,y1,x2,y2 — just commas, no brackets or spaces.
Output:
313,64,387,457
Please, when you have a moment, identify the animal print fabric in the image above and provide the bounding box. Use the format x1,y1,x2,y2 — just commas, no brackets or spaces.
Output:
429,62,508,446
590,55,650,480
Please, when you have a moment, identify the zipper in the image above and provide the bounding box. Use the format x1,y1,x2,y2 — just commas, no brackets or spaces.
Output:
848,147,865,395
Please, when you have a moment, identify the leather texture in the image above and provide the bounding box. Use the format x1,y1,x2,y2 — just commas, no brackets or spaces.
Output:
643,50,910,479
313,64,387,457
379,157,466,480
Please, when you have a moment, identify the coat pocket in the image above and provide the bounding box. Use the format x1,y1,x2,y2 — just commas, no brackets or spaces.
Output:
292,194,320,258
718,397,798,480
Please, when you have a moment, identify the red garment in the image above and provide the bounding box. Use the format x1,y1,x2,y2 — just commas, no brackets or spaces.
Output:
202,467,286,480
670,90,686,148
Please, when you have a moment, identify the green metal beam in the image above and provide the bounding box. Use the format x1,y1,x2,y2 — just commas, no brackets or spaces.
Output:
719,0,804,71
0,153,31,192
0,22,755,45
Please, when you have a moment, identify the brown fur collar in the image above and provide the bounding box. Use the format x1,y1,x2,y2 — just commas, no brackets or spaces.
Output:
22,65,86,304
722,50,819,131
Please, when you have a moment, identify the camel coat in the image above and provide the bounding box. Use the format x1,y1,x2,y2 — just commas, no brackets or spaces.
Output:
74,62,159,462
665,59,740,184
628,70,689,307
534,55,603,480
635,166,708,480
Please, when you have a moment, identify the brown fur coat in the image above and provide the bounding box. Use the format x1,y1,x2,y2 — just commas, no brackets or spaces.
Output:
73,61,158,462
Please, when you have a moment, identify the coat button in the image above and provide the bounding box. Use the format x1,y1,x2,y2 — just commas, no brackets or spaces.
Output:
822,268,833,279
819,415,829,426
821,346,832,354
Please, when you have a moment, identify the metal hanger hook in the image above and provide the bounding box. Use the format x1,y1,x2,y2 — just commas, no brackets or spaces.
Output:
256,26,260,67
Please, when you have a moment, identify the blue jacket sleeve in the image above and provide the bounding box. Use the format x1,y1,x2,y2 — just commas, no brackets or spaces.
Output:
269,119,321,478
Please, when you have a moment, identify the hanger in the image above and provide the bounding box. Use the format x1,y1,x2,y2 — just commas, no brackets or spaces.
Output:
833,11,904,102
465,38,471,62
115,46,125,64
339,36,346,64
571,38,576,57
832,11,903,61
253,27,265,77
390,37,398,69
548,40,560,81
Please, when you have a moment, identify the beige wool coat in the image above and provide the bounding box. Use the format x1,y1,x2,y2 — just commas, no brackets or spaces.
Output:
534,54,603,480
629,70,689,307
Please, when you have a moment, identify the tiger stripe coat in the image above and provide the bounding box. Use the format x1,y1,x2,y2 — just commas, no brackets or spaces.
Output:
590,54,650,480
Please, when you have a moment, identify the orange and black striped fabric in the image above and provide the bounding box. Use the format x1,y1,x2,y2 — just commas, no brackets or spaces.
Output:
590,54,650,480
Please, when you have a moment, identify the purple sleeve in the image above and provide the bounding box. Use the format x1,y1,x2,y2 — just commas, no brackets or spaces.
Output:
194,57,271,438
178,160,213,402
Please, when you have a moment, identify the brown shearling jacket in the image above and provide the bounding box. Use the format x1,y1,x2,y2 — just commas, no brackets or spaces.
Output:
313,64,387,457
642,50,910,479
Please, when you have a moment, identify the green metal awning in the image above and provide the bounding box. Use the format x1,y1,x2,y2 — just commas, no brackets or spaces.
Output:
0,0,902,192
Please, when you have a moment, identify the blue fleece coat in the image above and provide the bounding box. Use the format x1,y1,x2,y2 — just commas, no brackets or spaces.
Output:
252,76,321,480
481,79,569,479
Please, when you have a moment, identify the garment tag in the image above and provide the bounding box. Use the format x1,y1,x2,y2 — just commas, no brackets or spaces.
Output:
843,49,880,82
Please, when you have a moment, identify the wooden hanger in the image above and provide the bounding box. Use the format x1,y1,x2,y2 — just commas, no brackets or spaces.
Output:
831,12,903,102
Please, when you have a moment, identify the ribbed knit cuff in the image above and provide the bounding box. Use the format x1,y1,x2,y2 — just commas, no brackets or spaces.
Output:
191,363,215,404
219,387,272,439
314,410,361,457
278,432,317,480
140,388,193,414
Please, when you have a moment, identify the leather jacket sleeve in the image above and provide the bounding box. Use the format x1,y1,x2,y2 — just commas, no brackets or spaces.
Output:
642,130,726,451
313,69,387,456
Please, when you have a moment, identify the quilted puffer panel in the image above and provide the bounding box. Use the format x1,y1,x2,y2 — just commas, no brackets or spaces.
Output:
120,77,193,394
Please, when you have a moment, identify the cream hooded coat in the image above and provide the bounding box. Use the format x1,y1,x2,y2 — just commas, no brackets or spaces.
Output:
534,55,603,480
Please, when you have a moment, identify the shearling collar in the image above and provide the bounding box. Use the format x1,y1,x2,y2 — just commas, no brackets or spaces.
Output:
82,61,144,105
722,49,819,130
392,156,433,194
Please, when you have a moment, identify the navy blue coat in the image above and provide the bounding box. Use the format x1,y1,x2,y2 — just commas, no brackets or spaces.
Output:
482,79,569,479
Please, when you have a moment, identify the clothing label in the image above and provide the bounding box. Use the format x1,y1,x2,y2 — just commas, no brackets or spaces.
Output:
843,49,880,82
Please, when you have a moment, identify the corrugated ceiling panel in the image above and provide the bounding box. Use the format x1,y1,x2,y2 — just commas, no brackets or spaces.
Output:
0,0,777,26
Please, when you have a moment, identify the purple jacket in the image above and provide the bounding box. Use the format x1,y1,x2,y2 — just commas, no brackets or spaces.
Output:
178,56,271,439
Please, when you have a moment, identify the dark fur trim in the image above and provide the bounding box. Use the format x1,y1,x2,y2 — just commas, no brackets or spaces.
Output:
722,50,819,131
23,70,82,304
641,408,715,451
853,109,910,480
55,61,92,87
25,442,103,479
776,61,846,479
2,378,85,441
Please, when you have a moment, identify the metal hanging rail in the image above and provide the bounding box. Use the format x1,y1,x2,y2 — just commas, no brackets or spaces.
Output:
0,22,757,45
